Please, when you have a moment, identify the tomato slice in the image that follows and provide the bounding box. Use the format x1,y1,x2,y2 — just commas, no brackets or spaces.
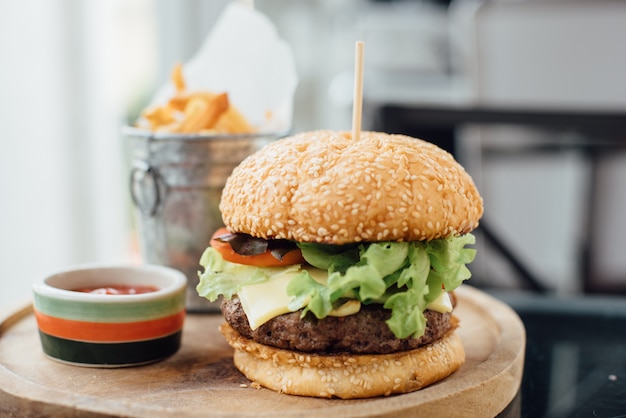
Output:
210,228,306,267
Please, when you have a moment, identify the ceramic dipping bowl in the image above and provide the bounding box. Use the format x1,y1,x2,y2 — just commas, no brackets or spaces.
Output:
32,264,187,368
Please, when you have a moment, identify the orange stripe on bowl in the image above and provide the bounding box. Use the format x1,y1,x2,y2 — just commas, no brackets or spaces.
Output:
33,309,185,342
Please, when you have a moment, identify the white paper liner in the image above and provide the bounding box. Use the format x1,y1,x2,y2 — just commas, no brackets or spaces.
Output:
148,2,298,133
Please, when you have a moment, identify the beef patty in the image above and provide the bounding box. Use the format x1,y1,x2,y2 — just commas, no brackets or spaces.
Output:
221,297,454,354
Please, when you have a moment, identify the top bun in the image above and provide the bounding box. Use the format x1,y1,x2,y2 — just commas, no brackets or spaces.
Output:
220,130,483,244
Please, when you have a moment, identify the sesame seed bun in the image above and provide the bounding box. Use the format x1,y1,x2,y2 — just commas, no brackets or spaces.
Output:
220,321,465,399
220,130,483,244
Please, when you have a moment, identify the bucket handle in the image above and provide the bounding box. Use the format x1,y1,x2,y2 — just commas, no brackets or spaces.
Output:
129,160,163,217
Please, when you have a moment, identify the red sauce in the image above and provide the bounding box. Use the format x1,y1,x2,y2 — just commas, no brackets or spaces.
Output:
73,285,160,295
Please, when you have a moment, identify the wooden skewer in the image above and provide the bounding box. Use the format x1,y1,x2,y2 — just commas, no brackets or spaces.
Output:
351,41,364,141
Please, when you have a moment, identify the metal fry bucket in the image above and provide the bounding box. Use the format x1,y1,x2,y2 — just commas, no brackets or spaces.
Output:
124,127,280,312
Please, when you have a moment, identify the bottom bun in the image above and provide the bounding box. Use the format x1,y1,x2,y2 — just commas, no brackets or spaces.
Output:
219,321,465,399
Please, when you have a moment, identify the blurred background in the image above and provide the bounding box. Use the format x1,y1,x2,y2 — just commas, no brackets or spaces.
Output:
2,0,626,310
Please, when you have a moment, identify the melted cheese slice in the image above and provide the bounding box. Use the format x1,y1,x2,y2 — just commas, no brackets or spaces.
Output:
428,291,453,314
237,270,298,330
237,267,329,330
237,267,453,331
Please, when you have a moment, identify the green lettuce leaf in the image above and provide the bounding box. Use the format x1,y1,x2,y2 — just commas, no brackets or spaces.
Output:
381,244,432,338
286,270,332,318
426,233,476,292
297,242,360,273
384,286,430,339
289,242,409,313
289,234,477,339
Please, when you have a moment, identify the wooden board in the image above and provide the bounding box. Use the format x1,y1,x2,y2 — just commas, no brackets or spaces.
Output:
0,285,525,417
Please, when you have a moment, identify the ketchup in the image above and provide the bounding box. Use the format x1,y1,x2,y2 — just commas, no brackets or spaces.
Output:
73,285,159,295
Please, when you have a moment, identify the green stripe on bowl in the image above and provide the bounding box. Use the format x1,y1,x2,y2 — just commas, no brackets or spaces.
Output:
33,290,186,322
38,330,182,367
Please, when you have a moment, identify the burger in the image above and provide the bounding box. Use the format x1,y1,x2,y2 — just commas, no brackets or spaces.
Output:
197,130,483,399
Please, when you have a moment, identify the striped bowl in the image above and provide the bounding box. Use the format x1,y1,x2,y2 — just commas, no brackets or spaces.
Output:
32,264,187,368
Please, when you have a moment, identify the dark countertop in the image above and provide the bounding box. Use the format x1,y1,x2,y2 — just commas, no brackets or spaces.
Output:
487,289,626,418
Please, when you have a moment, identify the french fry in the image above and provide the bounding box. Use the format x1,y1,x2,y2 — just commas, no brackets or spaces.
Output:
171,63,186,92
178,93,229,133
137,64,256,134
142,106,175,131
214,106,255,133
168,91,216,112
